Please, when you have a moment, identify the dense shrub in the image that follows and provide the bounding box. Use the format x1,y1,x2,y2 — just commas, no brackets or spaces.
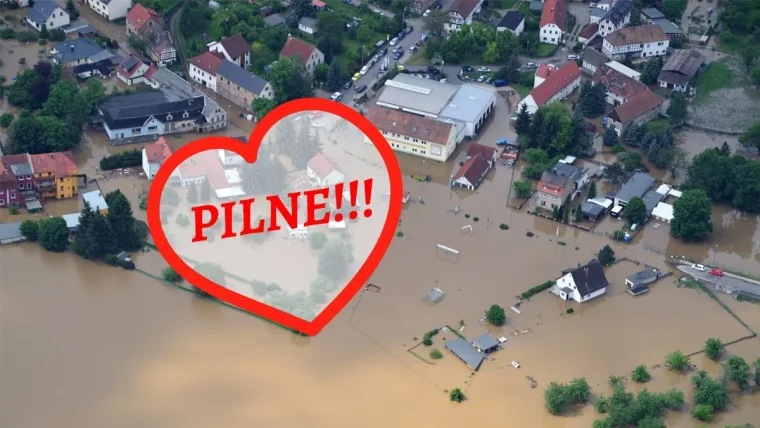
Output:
522,281,555,299
100,149,142,170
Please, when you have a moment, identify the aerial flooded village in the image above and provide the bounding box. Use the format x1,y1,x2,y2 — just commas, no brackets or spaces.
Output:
1,0,760,426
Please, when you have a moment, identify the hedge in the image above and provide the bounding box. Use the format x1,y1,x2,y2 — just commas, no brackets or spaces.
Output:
521,281,555,299
100,149,142,170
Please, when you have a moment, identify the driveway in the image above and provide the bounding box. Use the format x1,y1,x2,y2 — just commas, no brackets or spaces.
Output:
56,1,132,58
676,265,760,299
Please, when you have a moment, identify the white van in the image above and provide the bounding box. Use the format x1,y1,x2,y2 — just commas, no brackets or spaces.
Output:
286,224,309,240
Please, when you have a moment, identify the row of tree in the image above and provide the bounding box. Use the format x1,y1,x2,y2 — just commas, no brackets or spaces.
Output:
682,145,760,213
515,103,591,159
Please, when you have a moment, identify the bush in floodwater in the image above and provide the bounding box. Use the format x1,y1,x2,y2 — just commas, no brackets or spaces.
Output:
526,231,534,237
521,281,555,299
430,349,443,359
473,217,479,222
464,214,470,218
449,388,465,402
162,267,181,282
566,308,574,314
396,231,404,237
499,223,509,230
104,254,118,266
422,329,439,346
8,205,19,215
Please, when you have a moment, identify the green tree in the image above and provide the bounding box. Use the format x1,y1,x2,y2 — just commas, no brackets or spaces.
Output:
290,121,322,169
724,355,751,390
19,219,40,242
513,180,532,198
317,238,353,281
624,123,646,147
449,387,465,402
240,146,289,195
605,162,625,184
84,78,106,113
588,181,597,199
623,196,646,226
105,190,141,251
200,179,211,202
755,358,760,386
632,365,651,382
638,417,666,428
592,419,612,428
186,182,198,203
641,56,664,85
485,304,506,326
684,148,760,213
667,93,687,125
162,268,181,282
575,205,583,222
195,262,226,286
692,404,713,422
579,81,607,117
595,395,609,413
269,56,314,104
308,231,328,249
704,337,724,360
692,373,728,410
515,103,531,136
252,97,276,120
623,151,642,172
0,113,13,128
598,245,615,267
739,122,760,150
662,388,684,410
39,24,49,40
430,348,443,359
37,217,69,252
566,377,591,403
422,10,447,38
326,61,342,92
661,0,687,21
544,382,569,415
603,127,618,147
671,189,713,242
665,350,690,372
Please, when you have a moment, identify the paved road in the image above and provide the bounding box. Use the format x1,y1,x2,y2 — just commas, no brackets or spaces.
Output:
677,265,760,299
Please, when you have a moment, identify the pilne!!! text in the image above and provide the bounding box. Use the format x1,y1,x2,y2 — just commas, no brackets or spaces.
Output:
191,179,374,243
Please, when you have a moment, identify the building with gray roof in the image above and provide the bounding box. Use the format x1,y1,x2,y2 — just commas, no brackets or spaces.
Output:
614,172,655,207
471,334,499,353
26,0,70,31
50,38,113,67
438,84,496,137
581,201,606,221
445,338,486,371
641,188,665,217
264,13,285,27
652,18,685,39
641,8,665,24
215,60,273,109
0,222,24,245
626,268,660,288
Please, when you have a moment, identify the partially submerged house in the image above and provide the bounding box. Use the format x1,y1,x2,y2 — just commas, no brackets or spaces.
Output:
471,334,499,354
307,153,345,187
554,260,610,303
445,338,485,371
82,190,109,214
142,137,175,180
581,200,606,222
626,268,661,296
612,172,655,207
451,153,491,191
518,61,581,114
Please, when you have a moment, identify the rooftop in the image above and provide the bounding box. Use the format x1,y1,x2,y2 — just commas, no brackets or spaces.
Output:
307,153,337,179
299,16,317,28
466,143,498,161
264,13,285,26
280,35,318,64
600,0,632,26
144,137,173,165
581,201,605,217
438,84,497,123
661,49,705,77
451,0,482,19
0,222,23,242
604,25,668,46
568,260,609,296
3,154,33,176
641,188,665,216
528,61,582,106
366,105,454,146
539,170,570,188
30,151,77,177
189,51,224,75
52,38,108,63
627,268,659,284
497,10,525,30
212,34,251,59
216,60,270,95
583,47,607,70
445,338,485,371
611,89,663,123
377,74,459,116
593,64,649,101
471,333,499,351
579,22,599,39
126,3,163,31
540,0,566,31
26,0,60,26
453,153,490,187
652,17,684,35
82,190,108,212
551,162,589,183
641,7,665,20
616,172,655,202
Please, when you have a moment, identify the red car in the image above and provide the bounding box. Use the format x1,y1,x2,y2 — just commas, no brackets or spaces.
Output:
708,268,723,277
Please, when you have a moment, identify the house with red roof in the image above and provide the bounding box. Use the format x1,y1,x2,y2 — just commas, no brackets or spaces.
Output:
444,0,484,33
207,34,251,69
452,153,490,191
142,137,176,180
126,3,164,37
306,153,345,187
465,143,498,168
539,0,566,45
177,150,244,199
518,61,581,115
116,54,158,86
593,65,663,135
534,64,559,88
30,151,78,200
188,51,225,91
280,34,325,75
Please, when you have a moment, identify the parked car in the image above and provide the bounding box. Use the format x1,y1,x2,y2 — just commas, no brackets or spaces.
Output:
360,66,369,75
421,34,429,42
397,31,405,40
380,47,388,55
393,51,404,60
355,84,368,93
393,45,403,53
589,2,597,7
433,2,442,9
496,138,512,146
405,26,413,34
477,75,487,82
409,45,418,53
525,62,538,69
330,92,343,101
373,9,383,15
493,79,507,87
708,268,724,277
568,54,580,60
343,80,353,89
462,65,474,72
352,72,361,81
389,37,398,46
691,264,706,272
478,66,491,72
423,9,430,17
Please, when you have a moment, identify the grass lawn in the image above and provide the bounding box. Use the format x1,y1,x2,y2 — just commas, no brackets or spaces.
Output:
693,62,734,105
495,0,517,9
534,43,557,57
646,119,669,134
517,2,532,15
513,83,532,98
405,46,484,66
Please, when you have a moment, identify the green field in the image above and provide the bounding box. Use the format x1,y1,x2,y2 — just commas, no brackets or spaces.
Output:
535,43,558,57
693,62,734,105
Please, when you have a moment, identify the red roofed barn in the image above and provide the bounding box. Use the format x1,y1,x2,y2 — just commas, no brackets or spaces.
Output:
540,0,566,45
518,61,581,114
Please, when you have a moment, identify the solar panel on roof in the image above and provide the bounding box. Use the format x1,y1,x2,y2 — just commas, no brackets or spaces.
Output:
122,57,138,70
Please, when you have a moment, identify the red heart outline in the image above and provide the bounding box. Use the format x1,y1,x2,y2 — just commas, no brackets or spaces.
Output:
147,98,403,336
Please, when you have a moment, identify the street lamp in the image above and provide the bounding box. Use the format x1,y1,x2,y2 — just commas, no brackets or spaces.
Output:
362,45,366,64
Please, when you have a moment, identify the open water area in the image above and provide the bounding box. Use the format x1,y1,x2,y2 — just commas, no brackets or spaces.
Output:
2,52,760,428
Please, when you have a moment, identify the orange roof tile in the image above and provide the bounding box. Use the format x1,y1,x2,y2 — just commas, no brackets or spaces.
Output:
127,4,162,31
540,0,567,31
189,51,224,75
307,153,336,179
280,35,318,64
30,151,77,177
144,137,173,165
529,61,581,106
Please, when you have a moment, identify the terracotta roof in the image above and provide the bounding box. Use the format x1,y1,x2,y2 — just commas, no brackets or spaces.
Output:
127,4,162,31
579,23,599,39
215,34,250,59
0,158,17,191
536,64,558,79
2,153,32,167
144,64,159,80
312,0,326,7
189,51,224,75
612,89,663,123
604,25,668,47
451,0,481,19
528,61,581,106
307,153,336,179
538,171,569,197
540,0,566,31
453,153,490,187
367,105,453,146
178,150,229,190
466,143,497,162
280,35,317,64
30,151,77,177
593,64,649,101
144,137,173,165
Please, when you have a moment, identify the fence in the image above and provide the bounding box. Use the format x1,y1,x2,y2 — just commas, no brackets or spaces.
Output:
528,211,592,232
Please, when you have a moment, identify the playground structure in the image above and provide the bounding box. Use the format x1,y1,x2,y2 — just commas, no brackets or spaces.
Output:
436,244,460,260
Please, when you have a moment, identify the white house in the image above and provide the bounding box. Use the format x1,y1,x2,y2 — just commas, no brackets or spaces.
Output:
307,153,345,187
25,0,70,31
116,54,158,86
496,11,525,35
444,0,484,33
298,17,317,35
279,35,325,76
452,153,491,191
518,61,581,115
82,190,109,214
188,51,223,92
218,148,245,168
142,137,174,180
533,64,558,88
207,34,251,69
604,60,641,81
603,25,669,60
539,0,566,45
597,0,632,38
554,260,609,303
11,0,30,7
87,0,131,21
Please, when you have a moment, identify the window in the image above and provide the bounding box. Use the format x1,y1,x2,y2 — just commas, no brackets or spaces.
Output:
27,183,32,190
19,183,24,189
540,200,545,206
60,186,64,191
0,199,4,205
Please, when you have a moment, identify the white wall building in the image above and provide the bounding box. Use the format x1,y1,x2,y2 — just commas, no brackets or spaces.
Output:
518,62,582,115
597,0,632,38
141,138,175,180
539,0,566,45
554,261,609,303
25,0,70,31
188,51,222,92
207,34,251,69
602,25,669,60
87,0,131,21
